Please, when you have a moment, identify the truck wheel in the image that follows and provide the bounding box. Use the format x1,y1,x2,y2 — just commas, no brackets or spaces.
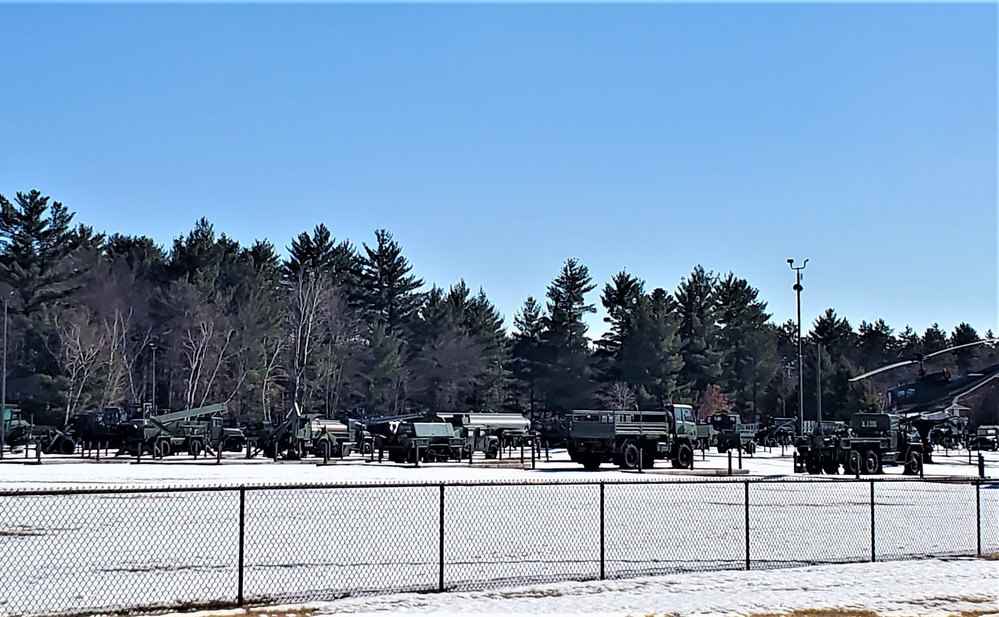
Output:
862,450,880,474
622,443,640,469
582,456,601,471
189,440,204,458
673,444,693,469
822,461,839,475
58,438,76,455
847,451,861,475
744,441,756,456
486,444,498,459
904,450,922,475
157,440,172,458
318,440,332,460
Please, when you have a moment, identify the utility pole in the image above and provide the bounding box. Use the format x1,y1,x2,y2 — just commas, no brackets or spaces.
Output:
816,342,822,426
149,342,157,413
0,295,6,460
788,259,808,433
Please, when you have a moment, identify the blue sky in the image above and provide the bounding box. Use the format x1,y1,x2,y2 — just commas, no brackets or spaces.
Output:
1,3,996,339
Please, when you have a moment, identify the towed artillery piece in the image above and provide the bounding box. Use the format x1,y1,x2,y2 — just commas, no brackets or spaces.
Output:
566,404,698,471
1,406,78,455
246,404,369,460
755,416,799,448
117,403,245,458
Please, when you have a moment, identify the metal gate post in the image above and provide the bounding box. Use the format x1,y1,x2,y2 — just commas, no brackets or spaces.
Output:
238,486,246,606
869,480,876,563
976,479,982,558
599,482,606,580
439,484,445,592
744,480,750,570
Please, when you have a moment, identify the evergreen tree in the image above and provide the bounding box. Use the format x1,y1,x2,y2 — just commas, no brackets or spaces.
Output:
510,296,546,417
539,258,597,413
674,265,722,408
920,324,948,354
612,288,684,409
357,229,424,336
714,273,777,419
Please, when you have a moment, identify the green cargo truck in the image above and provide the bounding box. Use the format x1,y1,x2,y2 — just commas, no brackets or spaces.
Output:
566,404,697,471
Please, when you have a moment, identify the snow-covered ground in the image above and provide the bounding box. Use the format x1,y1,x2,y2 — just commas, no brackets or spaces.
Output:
1,447,997,617
0,444,995,489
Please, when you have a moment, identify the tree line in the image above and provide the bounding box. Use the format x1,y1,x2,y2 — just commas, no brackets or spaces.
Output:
1,189,996,428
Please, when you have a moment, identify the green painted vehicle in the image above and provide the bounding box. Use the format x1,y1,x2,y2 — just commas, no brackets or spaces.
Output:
566,404,697,471
381,421,466,463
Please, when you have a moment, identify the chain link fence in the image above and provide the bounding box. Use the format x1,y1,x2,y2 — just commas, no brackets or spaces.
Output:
1,477,995,616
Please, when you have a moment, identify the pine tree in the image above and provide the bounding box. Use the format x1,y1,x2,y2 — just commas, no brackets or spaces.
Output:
539,259,597,413
510,296,546,417
714,273,777,419
357,230,423,336
674,265,722,409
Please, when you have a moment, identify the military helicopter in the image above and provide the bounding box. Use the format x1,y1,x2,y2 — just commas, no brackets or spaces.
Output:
849,339,999,456
849,339,999,414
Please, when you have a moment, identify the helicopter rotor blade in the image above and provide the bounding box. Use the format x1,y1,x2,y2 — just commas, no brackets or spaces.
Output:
849,359,918,382
923,338,997,360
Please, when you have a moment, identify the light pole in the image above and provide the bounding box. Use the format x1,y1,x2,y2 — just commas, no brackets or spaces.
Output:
788,258,808,433
149,343,157,413
1,295,8,460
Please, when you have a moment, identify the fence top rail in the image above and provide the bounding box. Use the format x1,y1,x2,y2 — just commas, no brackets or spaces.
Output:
0,475,989,497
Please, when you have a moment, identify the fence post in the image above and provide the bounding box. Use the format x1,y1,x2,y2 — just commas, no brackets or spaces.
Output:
439,484,445,592
599,482,605,580
744,480,750,570
869,480,876,563
238,486,245,606
976,479,982,558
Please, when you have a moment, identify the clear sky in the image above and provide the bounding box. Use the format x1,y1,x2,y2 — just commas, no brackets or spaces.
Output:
1,3,996,340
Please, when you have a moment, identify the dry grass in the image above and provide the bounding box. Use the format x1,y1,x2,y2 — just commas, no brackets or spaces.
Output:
0,525,44,537
748,611,880,617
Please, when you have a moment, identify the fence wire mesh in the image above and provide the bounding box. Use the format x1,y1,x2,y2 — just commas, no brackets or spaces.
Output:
0,478,990,617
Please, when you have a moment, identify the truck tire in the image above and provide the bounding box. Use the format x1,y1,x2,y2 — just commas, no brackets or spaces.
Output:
58,438,76,455
318,440,332,460
673,444,693,469
189,440,204,458
156,440,171,459
904,450,922,475
822,461,839,475
847,451,861,475
622,443,640,470
862,450,880,474
744,441,756,456
582,456,601,471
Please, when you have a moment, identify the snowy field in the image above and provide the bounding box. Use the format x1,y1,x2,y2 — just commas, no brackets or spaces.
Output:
0,447,997,617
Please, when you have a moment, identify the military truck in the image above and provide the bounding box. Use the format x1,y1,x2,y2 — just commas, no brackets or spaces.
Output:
1,406,32,451
566,405,698,471
706,413,757,455
970,425,998,451
247,405,355,460
378,421,466,463
118,403,245,458
794,421,849,475
437,412,532,458
838,413,923,475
